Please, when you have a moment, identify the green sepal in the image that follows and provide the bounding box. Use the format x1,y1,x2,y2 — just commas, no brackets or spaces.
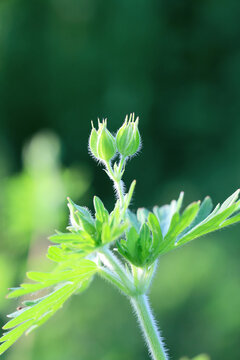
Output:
89,125,99,159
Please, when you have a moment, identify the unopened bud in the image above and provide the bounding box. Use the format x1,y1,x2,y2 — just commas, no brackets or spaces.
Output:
116,113,141,157
89,125,99,159
89,119,117,162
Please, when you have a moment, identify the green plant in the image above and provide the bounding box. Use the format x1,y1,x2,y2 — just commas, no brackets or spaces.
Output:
1,114,240,359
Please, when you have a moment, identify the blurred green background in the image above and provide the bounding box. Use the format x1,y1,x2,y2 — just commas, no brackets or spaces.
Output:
0,0,240,359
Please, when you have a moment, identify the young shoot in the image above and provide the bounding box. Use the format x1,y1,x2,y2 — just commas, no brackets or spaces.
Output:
1,114,240,360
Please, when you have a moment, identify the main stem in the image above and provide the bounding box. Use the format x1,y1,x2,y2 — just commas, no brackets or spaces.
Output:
131,295,168,360
104,158,168,360
101,250,168,360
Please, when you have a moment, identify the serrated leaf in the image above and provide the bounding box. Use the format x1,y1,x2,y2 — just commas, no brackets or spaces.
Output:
7,260,97,298
0,282,80,355
1,257,98,355
177,201,240,247
27,260,97,282
47,246,92,268
178,196,213,238
49,232,95,245
164,202,200,246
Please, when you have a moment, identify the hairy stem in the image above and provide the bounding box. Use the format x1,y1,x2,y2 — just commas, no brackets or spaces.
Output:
99,248,135,293
114,180,125,206
104,158,126,206
99,266,130,295
131,295,168,360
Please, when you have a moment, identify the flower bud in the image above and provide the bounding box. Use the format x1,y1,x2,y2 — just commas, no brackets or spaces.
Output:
89,124,99,159
97,121,117,161
89,119,117,162
116,114,141,157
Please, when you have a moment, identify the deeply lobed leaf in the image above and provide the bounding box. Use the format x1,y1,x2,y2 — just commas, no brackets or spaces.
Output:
0,263,97,355
7,260,97,299
119,190,240,266
154,189,240,254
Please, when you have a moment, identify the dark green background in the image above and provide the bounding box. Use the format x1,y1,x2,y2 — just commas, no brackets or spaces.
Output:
0,1,240,359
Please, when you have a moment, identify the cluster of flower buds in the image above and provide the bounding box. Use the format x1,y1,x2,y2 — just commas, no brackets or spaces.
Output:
89,114,141,162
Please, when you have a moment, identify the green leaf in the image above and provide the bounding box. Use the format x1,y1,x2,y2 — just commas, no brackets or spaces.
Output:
176,193,240,247
101,223,111,244
47,246,92,267
67,197,96,235
153,193,183,237
47,246,65,262
139,224,151,254
176,191,184,212
220,212,240,227
126,227,139,258
93,196,109,223
219,189,239,211
123,180,136,211
7,260,97,298
162,202,200,251
1,255,98,355
127,210,141,232
111,223,129,241
49,232,95,245
178,196,213,238
147,213,163,261
0,282,80,355
118,214,163,267
137,208,150,225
